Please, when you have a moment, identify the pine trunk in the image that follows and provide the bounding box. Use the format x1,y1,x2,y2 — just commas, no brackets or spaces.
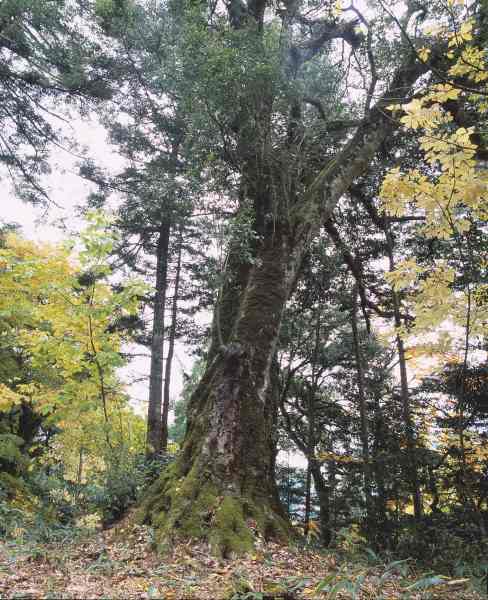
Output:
161,227,183,452
146,221,171,457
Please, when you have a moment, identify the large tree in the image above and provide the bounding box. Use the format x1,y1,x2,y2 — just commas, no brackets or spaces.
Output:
139,0,476,556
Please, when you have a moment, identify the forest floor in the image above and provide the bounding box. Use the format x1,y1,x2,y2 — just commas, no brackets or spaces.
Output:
0,515,483,600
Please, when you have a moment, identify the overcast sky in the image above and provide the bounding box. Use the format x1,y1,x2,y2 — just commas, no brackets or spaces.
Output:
2,116,196,418
3,118,111,239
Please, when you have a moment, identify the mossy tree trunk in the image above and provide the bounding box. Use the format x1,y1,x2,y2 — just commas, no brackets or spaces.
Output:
141,224,301,556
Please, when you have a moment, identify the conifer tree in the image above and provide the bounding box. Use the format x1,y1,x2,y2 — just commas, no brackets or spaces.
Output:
0,0,113,202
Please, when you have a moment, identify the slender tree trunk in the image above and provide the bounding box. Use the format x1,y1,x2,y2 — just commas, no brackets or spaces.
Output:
146,221,171,457
161,226,183,452
350,287,374,537
372,392,389,547
76,447,84,485
428,465,441,514
385,229,422,520
74,446,84,503
87,311,112,450
456,285,487,536
304,458,312,535
328,456,337,535
286,465,291,516
311,461,331,546
304,308,321,535
393,480,401,545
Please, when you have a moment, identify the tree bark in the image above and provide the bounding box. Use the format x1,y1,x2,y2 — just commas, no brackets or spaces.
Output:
304,308,321,535
146,221,171,457
310,460,331,546
428,464,441,515
76,446,84,488
372,391,390,547
328,454,337,536
304,458,312,535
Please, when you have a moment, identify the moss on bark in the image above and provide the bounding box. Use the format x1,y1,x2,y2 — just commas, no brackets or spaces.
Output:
140,454,291,557
140,228,296,557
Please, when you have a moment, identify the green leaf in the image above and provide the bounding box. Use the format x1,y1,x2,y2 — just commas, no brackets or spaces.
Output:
327,579,354,599
315,573,336,593
404,575,447,591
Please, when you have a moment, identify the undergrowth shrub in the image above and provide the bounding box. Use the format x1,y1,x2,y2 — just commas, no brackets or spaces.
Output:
85,449,175,527
393,513,487,568
0,460,90,544
0,440,177,541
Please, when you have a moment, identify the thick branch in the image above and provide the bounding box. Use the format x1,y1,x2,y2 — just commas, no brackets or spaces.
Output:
290,18,363,67
299,47,432,227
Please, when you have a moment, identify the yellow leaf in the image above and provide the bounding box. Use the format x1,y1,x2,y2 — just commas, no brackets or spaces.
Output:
0,384,21,411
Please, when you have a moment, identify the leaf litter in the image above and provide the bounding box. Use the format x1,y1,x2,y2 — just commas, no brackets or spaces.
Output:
0,516,483,599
